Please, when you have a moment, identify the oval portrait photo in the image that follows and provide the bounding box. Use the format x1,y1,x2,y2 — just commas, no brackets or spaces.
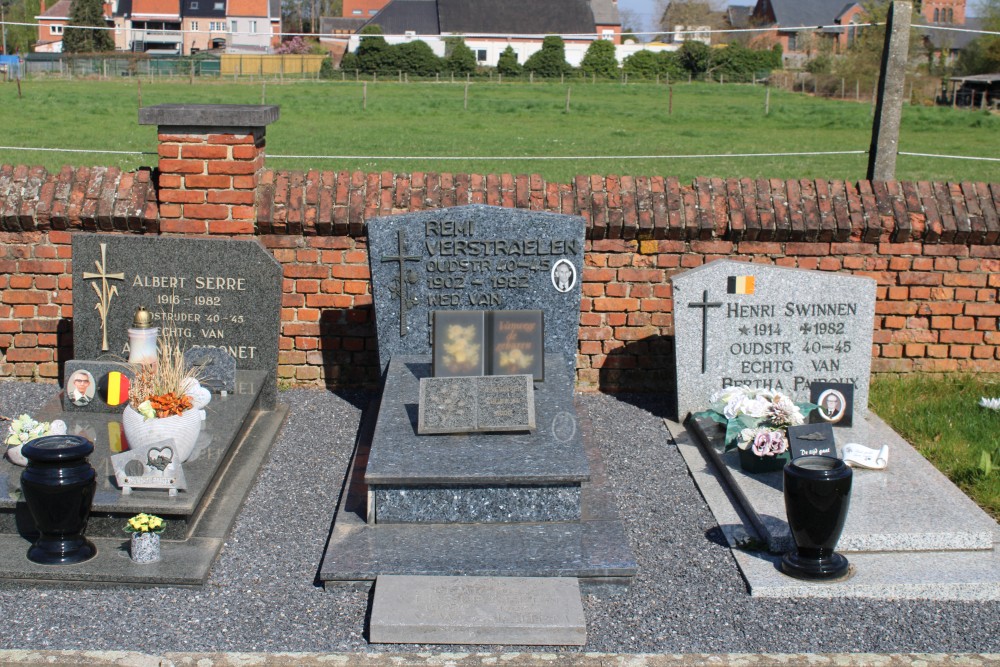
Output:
551,259,577,293
68,369,96,407
816,389,846,424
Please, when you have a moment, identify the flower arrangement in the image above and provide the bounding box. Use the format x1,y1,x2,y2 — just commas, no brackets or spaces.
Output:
3,414,67,448
124,513,166,534
128,326,204,421
980,397,1000,411
695,387,815,457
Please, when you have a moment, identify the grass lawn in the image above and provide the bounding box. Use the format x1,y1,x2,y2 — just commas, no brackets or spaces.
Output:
871,374,1000,521
0,78,997,182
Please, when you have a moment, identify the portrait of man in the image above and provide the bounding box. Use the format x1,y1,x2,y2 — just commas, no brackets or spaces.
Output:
551,259,576,293
817,389,846,424
68,370,96,407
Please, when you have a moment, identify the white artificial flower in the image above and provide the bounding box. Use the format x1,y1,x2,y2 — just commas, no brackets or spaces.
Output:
723,395,748,420
710,386,747,405
980,397,1000,411
50,420,67,435
741,397,770,419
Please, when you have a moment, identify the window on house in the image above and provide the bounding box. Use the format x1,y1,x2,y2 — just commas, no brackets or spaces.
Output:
948,8,954,22
352,9,362,14
787,32,797,51
368,9,377,14
250,20,257,32
190,1,198,8
602,29,614,39
51,24,63,34
191,20,199,30
214,1,223,8
476,48,487,62
231,20,237,32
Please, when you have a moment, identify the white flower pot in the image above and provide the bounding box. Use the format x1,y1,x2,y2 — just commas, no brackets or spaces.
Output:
6,445,27,467
130,532,160,563
122,405,204,463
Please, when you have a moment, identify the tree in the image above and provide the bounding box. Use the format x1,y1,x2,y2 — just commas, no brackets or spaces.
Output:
496,45,522,76
3,0,42,54
62,0,113,53
523,35,572,77
677,39,711,75
445,37,477,74
580,39,619,78
955,0,1000,74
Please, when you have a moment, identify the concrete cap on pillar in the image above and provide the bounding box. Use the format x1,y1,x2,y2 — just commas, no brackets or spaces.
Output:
138,104,280,127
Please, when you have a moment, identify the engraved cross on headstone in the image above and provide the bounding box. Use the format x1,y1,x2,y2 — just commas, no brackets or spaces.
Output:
688,289,722,374
381,229,420,337
82,242,125,352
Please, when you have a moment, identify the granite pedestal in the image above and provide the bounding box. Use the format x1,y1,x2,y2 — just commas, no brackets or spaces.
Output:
0,371,287,586
319,355,636,589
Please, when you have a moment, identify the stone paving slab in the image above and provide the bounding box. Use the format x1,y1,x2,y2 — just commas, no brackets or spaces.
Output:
670,417,1000,601
369,575,586,645
687,413,998,553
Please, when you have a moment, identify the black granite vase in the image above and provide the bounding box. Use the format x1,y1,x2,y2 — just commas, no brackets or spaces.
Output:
781,455,852,580
20,435,98,565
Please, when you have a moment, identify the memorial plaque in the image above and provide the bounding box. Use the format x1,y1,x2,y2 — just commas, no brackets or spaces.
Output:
368,205,585,377
111,440,188,497
418,375,535,434
787,423,838,460
432,311,486,377
62,360,134,413
72,236,282,408
672,260,876,421
184,346,237,393
490,310,544,381
810,381,855,426
370,575,587,646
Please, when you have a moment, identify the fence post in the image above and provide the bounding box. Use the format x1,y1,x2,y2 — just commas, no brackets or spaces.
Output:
765,83,770,116
363,81,367,110
565,86,571,113
867,0,912,181
464,82,469,110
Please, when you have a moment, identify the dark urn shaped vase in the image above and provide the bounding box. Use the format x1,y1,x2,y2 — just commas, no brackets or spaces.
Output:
20,435,98,565
781,455,852,580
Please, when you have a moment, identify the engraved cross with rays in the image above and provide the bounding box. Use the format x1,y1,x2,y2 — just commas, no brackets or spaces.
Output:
83,243,125,351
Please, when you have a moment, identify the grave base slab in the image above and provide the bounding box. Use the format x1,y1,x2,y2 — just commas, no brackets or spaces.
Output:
669,417,1000,600
369,575,586,645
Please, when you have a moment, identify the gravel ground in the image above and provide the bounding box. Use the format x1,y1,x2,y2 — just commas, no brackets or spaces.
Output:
0,381,998,655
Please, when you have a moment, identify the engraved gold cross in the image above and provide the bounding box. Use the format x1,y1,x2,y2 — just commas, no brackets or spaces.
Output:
381,229,420,337
82,242,125,351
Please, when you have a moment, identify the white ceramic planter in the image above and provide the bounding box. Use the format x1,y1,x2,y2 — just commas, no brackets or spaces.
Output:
122,406,204,462
6,445,27,466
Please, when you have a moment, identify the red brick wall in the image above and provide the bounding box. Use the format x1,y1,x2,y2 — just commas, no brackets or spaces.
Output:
1,164,999,390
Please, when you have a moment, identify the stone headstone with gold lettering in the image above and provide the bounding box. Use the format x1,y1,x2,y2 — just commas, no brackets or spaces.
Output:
71,235,282,408
367,205,585,377
671,260,876,422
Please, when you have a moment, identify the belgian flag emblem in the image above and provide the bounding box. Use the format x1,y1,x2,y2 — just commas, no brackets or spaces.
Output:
727,275,755,295
101,371,130,407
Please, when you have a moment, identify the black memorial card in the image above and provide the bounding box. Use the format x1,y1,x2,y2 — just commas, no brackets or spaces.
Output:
787,423,838,460
810,382,854,427
490,310,544,381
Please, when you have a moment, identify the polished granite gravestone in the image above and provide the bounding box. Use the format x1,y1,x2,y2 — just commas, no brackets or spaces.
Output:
370,575,587,646
671,260,876,421
71,235,282,408
367,205,585,379
0,371,287,586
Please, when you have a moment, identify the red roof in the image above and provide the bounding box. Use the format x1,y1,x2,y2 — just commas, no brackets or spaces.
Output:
227,0,269,16
132,0,181,17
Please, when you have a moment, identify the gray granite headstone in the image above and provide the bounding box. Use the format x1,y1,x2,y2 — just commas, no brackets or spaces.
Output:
367,205,585,379
369,575,586,645
184,346,237,393
72,236,282,408
418,375,535,434
672,260,876,421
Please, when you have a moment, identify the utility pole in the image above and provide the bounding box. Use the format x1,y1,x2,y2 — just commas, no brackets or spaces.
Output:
867,1,912,181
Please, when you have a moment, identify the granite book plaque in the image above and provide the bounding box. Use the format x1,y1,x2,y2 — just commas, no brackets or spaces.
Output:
672,260,876,421
62,360,134,413
367,206,585,378
490,310,544,381
71,236,282,408
810,382,854,427
787,423,838,460
418,375,535,434
432,311,486,377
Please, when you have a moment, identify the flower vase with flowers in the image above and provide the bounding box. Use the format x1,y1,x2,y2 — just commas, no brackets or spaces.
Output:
694,387,816,473
125,513,166,563
2,414,67,466
122,327,210,463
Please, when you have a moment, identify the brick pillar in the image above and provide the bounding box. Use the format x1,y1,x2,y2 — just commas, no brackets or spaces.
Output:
138,104,280,235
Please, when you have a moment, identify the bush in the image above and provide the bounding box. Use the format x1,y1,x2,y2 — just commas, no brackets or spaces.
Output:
524,35,572,77
678,40,711,75
805,54,833,75
356,32,395,73
622,49,685,81
339,52,359,72
394,40,442,76
319,56,336,79
275,36,312,55
445,38,477,74
497,45,522,77
580,39,619,78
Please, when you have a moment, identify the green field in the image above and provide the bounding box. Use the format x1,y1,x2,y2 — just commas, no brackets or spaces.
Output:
1,78,998,182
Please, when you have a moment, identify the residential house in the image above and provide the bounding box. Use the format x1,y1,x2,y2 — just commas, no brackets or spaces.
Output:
35,0,114,52
225,0,280,52
346,0,621,68
343,0,388,19
749,0,868,67
180,0,229,53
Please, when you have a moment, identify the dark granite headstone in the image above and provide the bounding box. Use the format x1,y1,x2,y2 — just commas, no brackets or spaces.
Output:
432,311,486,377
72,236,282,408
62,360,134,413
418,375,535,434
671,260,876,421
367,206,585,379
184,346,237,393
